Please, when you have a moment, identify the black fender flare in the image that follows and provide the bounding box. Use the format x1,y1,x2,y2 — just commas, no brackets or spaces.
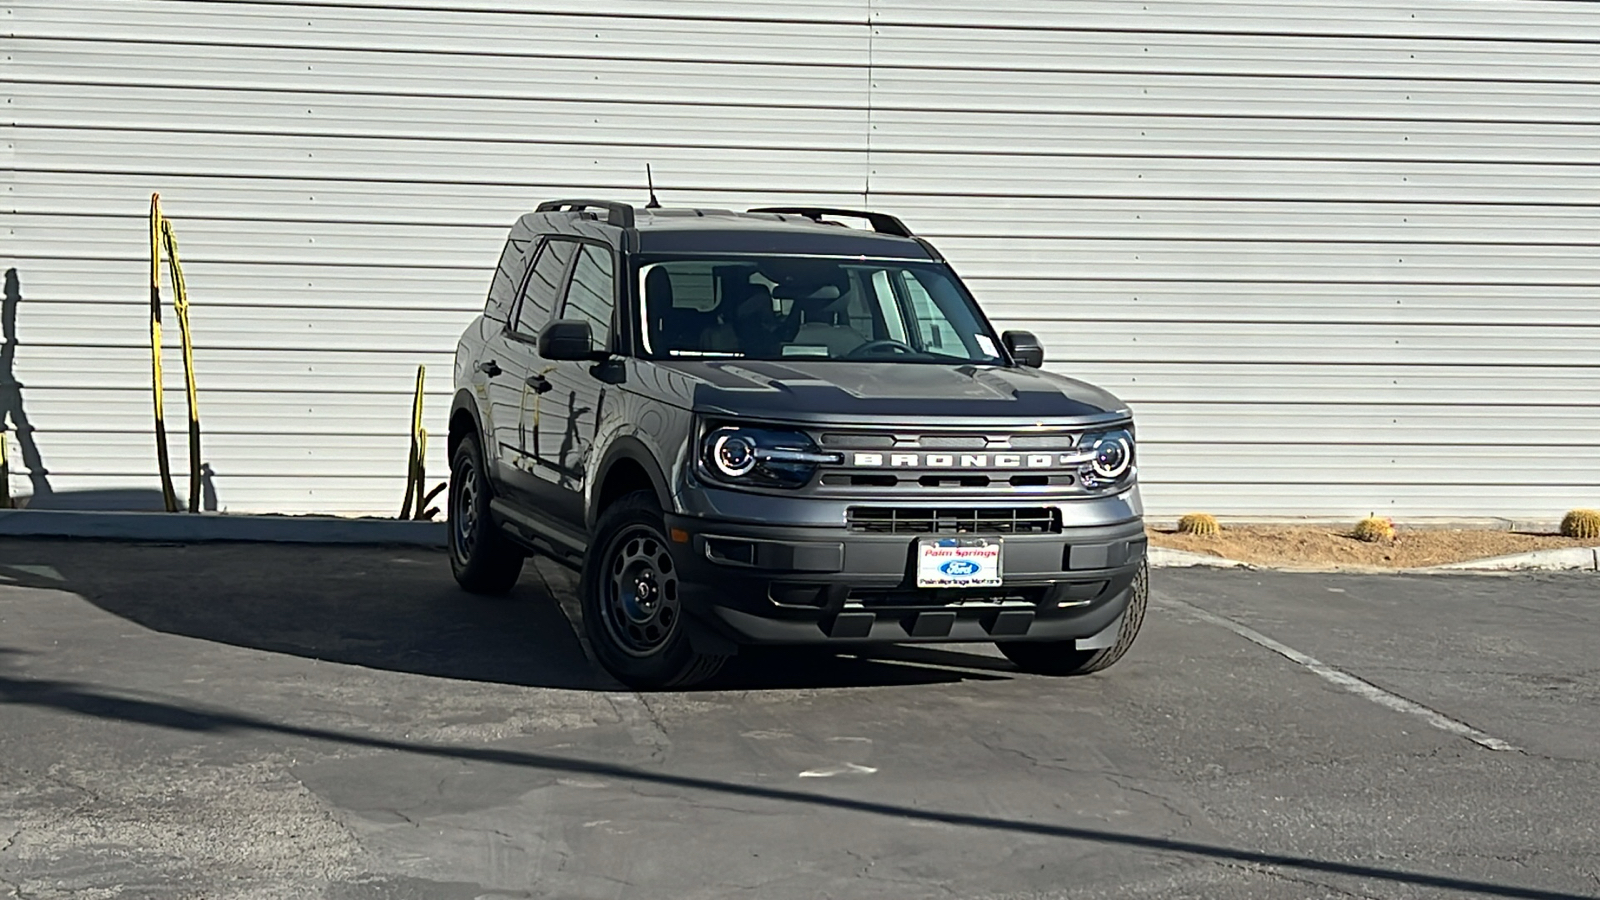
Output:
589,435,673,530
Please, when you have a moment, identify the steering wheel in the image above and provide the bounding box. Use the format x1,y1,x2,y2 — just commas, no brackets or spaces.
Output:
846,339,918,358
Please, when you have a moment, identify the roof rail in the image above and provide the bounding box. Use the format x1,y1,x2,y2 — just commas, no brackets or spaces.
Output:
748,207,914,238
535,199,636,228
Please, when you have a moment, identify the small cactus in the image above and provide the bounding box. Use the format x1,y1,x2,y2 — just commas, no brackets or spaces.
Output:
1560,508,1600,540
1352,514,1396,543
1176,513,1221,536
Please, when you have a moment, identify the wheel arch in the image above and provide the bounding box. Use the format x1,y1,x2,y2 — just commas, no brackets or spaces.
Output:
590,436,672,530
448,389,484,459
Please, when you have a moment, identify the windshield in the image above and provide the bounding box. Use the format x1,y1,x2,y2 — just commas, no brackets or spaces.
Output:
637,256,1008,364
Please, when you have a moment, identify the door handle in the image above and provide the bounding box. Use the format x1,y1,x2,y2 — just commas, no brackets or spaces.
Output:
477,360,502,377
525,373,553,394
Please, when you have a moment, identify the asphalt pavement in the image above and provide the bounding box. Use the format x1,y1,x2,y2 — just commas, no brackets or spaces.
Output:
0,539,1595,900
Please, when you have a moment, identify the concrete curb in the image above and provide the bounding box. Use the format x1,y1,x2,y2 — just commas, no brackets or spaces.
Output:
1147,516,1562,533
0,509,447,548
1420,547,1600,573
1148,547,1250,569
1148,543,1600,574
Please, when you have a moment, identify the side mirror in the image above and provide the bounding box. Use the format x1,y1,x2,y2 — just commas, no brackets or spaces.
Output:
1002,330,1044,368
538,319,603,361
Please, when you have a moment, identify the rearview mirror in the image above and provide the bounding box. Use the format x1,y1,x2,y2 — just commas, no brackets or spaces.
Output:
538,319,604,361
1002,330,1044,368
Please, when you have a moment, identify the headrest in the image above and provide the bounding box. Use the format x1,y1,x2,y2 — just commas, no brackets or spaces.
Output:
737,283,774,313
644,266,674,307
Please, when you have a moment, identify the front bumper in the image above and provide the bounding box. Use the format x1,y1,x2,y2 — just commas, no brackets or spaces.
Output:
664,513,1147,646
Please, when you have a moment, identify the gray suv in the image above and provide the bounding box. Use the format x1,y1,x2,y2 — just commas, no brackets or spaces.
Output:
449,201,1148,688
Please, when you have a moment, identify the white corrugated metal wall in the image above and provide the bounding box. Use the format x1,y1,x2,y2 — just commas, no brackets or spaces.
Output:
5,0,1598,517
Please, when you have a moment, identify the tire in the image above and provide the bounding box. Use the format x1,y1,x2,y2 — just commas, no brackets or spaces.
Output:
448,434,524,595
580,490,727,689
998,562,1148,676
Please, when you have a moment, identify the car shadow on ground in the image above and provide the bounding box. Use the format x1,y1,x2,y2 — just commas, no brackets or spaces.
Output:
0,539,1018,692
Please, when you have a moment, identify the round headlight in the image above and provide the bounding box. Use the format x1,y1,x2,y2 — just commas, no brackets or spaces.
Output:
1090,433,1132,480
712,432,757,477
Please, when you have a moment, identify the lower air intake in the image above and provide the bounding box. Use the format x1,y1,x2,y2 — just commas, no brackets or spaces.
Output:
846,507,1060,535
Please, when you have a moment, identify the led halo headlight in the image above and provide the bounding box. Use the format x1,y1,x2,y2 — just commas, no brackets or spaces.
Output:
710,431,757,477
699,424,841,489
1078,428,1135,488
1091,432,1133,480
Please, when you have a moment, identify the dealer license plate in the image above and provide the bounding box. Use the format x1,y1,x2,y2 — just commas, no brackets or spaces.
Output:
916,537,1002,588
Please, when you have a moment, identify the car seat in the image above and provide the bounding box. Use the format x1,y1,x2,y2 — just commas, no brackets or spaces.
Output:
646,267,716,355
791,286,867,356
702,283,776,353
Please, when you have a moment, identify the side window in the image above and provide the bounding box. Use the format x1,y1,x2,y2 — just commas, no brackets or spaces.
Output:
558,243,616,351
485,238,531,323
513,238,577,337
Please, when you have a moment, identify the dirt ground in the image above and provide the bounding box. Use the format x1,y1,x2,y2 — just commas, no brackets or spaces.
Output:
1148,524,1592,569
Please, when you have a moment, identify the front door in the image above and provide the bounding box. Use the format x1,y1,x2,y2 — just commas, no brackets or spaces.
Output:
488,235,577,503
535,240,618,527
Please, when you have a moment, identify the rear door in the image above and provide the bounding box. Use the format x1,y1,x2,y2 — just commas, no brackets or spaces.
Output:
485,236,577,502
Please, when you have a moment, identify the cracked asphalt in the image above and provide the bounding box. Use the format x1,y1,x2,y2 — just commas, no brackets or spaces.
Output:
0,540,1596,899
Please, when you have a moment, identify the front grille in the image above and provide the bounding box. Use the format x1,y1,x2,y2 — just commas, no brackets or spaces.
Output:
821,473,1074,489
820,432,895,449
1009,432,1081,449
914,434,990,449
816,429,1092,496
846,507,1061,534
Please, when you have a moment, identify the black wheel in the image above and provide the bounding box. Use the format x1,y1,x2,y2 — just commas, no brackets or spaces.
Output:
999,562,1147,676
580,491,726,689
449,434,523,595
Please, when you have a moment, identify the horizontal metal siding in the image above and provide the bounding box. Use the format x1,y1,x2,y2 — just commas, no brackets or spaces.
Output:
6,0,871,514
867,0,1600,517
5,0,1598,518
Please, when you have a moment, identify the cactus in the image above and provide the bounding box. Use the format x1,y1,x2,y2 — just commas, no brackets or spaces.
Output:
1176,513,1221,536
1352,514,1396,543
1560,508,1600,540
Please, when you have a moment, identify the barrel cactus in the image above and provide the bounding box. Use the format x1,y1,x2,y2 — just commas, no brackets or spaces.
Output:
1352,515,1396,543
1176,513,1221,536
1561,508,1600,540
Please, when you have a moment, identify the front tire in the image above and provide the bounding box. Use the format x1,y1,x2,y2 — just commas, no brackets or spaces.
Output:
998,562,1147,676
581,491,726,689
449,434,524,595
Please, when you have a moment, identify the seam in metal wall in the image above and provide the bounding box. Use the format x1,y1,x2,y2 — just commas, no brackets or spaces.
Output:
4,0,1598,517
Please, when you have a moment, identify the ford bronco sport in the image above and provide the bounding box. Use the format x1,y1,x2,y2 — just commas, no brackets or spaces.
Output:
449,201,1147,688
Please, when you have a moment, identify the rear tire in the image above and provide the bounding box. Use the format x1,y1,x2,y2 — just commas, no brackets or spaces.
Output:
581,491,727,689
998,562,1147,676
449,435,524,595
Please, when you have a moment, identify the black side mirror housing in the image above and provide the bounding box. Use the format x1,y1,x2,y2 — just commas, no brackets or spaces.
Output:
1002,330,1044,368
538,319,605,361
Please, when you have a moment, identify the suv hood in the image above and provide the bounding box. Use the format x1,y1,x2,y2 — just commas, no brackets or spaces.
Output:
646,360,1129,425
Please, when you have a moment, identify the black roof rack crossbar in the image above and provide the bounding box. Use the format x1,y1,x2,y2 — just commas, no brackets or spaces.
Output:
536,199,636,228
748,207,913,238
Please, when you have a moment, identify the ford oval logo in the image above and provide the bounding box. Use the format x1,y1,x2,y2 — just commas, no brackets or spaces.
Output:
940,559,981,577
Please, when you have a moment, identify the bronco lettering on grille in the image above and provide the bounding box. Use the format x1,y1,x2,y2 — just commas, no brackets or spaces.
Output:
850,451,1082,469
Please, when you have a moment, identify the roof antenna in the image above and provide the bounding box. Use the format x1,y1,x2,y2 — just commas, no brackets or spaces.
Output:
645,164,662,209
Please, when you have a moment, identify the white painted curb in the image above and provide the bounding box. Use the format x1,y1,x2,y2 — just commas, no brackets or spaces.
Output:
0,509,446,547
1148,546,1249,569
1423,547,1600,572
1148,544,1600,573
